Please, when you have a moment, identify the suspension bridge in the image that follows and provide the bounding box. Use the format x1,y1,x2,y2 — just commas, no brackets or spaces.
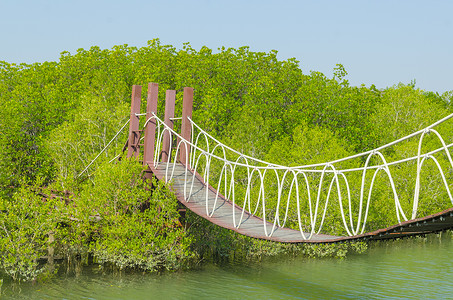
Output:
99,83,453,243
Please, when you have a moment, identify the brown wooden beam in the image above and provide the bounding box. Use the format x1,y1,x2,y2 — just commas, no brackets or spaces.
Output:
127,85,142,158
162,90,176,163
179,87,194,166
143,83,159,165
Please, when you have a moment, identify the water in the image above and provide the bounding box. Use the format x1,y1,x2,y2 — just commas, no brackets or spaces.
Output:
1,233,453,299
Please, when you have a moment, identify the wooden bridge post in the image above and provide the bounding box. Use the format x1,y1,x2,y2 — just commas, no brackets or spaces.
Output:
143,83,159,165
162,90,176,162
127,85,142,158
179,87,194,167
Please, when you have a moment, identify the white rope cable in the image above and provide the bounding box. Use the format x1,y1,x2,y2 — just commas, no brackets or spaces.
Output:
189,117,286,168
189,114,453,170
154,113,436,171
76,119,130,178
108,153,122,163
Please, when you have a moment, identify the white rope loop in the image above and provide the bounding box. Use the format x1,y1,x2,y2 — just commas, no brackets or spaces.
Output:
140,113,453,240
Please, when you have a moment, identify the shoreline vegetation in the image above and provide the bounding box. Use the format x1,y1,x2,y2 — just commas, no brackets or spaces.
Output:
1,39,452,282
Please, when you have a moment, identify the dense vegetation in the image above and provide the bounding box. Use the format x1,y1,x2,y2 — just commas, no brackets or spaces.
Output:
1,39,452,281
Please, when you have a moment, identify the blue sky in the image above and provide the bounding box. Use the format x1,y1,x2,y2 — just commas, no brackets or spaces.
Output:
1,0,452,94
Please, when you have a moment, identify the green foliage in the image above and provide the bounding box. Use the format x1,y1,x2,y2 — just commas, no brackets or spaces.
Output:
370,84,448,145
0,62,60,194
0,180,63,281
60,158,193,272
46,94,129,183
266,122,352,166
294,70,381,153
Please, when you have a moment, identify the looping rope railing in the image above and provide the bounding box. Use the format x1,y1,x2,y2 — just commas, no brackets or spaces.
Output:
144,112,453,240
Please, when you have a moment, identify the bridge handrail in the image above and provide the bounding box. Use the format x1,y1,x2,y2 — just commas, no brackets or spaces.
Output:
185,113,453,172
295,112,453,169
146,113,453,174
141,110,453,240
188,117,286,168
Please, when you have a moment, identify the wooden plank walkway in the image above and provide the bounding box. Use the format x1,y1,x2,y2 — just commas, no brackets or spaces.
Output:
149,162,453,243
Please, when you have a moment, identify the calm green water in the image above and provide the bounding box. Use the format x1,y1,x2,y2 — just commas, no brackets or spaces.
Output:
1,233,453,299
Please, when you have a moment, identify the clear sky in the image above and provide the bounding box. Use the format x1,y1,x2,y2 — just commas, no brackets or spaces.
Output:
1,0,452,94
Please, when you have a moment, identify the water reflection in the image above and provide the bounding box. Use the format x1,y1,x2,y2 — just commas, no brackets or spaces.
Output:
1,232,453,299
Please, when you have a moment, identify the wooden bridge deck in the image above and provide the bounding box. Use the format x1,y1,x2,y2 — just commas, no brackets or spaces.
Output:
149,162,453,243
